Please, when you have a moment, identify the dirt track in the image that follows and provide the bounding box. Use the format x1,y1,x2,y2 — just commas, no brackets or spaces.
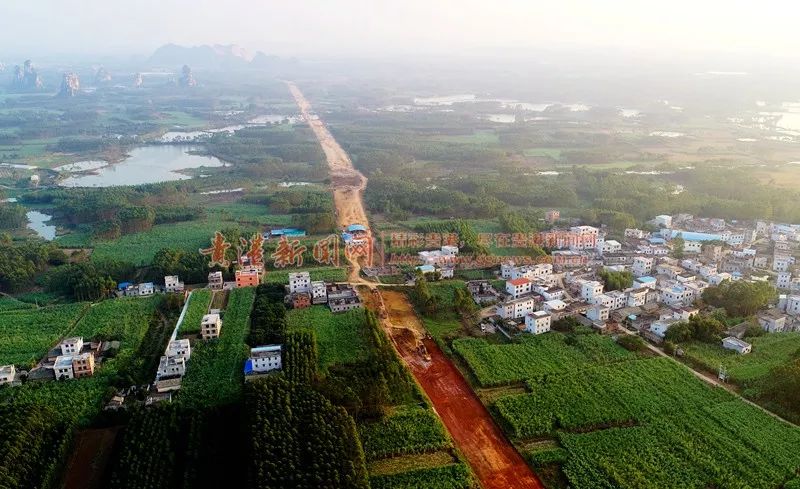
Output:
290,82,542,488
287,82,369,281
377,291,544,489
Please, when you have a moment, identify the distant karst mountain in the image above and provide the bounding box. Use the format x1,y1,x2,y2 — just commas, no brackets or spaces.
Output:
147,43,295,70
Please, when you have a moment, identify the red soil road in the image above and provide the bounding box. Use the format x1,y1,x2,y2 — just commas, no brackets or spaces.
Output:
378,290,544,489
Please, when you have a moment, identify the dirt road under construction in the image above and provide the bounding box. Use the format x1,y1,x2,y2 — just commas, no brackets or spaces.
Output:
287,82,369,281
371,290,544,489
291,83,542,489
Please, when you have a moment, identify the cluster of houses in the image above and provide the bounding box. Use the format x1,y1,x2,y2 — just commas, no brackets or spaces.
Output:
471,214,800,354
1,336,113,386
285,271,363,312
415,245,458,279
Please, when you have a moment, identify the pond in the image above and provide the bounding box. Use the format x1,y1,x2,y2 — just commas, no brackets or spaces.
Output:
27,211,56,240
160,114,299,142
59,145,225,187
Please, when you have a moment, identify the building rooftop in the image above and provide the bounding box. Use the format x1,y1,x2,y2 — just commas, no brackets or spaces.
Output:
54,355,73,368
346,224,367,233
723,336,752,349
251,345,282,357
508,278,531,286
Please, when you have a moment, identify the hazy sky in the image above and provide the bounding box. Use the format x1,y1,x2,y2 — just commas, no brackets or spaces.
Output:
2,0,799,60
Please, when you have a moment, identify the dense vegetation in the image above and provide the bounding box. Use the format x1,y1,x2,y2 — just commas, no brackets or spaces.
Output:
178,289,213,335
453,332,632,387
245,376,370,489
0,302,87,366
358,406,451,461
701,280,776,317
0,404,72,489
177,286,255,407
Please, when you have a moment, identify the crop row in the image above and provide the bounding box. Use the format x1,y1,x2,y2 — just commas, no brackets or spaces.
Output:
178,289,213,335
493,357,733,438
559,404,800,489
453,332,632,387
177,287,255,408
0,302,87,366
358,406,451,461
369,463,473,489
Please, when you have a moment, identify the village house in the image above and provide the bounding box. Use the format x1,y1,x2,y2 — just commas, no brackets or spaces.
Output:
291,292,312,309
164,275,184,293
649,318,680,339
311,281,327,304
329,296,362,313
586,305,610,322
60,337,84,356
156,355,186,380
418,245,459,266
288,271,311,294
632,256,654,277
71,352,95,378
506,278,533,298
246,345,282,375
722,336,752,354
497,296,537,319
166,339,191,360
525,310,552,335
54,355,75,380
235,266,262,287
467,280,500,304
0,365,15,385
580,280,604,301
624,228,648,240
201,313,222,340
208,271,224,291
535,285,565,301
757,309,788,333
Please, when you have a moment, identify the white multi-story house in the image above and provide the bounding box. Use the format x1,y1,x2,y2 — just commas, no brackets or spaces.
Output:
586,305,610,322
569,226,600,250
683,241,702,253
707,273,732,286
660,284,692,306
757,309,787,333
208,271,224,290
525,311,551,335
249,345,283,373
506,278,532,299
606,290,627,310
157,355,186,380
777,272,792,290
534,285,565,301
500,261,516,279
166,339,191,360
60,337,83,356
164,275,184,293
138,282,155,296
626,288,647,307
0,365,15,385
580,280,604,301
786,295,800,316
311,281,327,304
54,355,74,380
289,272,311,294
649,318,680,338
600,239,622,254
774,256,794,273
201,313,222,340
632,257,654,277
497,296,537,319
59,336,83,355
624,228,647,239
